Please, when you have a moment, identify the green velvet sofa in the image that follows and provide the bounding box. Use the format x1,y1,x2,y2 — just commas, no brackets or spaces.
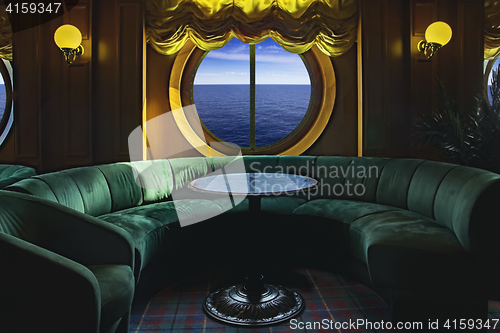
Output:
0,164,36,188
6,155,500,323
0,191,135,333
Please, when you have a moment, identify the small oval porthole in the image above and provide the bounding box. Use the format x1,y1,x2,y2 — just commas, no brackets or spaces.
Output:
0,59,13,148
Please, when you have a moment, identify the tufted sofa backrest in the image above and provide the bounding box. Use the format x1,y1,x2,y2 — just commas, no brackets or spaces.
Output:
6,157,212,217
210,156,500,254
7,164,135,216
211,155,388,202
6,155,500,256
0,164,36,189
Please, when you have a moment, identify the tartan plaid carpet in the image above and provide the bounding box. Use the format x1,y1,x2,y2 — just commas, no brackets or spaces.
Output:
130,267,500,332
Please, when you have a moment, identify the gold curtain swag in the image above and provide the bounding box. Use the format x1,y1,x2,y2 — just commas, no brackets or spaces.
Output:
146,0,358,57
485,1,500,60
0,8,12,61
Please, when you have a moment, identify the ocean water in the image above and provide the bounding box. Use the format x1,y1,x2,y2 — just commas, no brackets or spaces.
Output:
193,84,311,147
0,84,5,121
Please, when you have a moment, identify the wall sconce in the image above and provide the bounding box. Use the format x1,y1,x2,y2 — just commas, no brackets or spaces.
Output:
54,24,84,65
417,21,452,59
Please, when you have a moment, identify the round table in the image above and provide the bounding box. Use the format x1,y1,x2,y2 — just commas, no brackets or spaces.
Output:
189,172,317,326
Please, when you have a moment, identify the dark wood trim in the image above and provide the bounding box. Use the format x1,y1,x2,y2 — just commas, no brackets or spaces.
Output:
114,0,144,161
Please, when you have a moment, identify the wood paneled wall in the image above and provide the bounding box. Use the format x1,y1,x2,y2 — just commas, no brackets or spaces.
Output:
361,0,484,159
361,0,411,157
305,46,358,156
0,0,145,172
0,0,484,171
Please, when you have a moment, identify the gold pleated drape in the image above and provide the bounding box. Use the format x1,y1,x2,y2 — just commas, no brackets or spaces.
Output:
146,0,358,57
485,1,500,60
0,8,12,60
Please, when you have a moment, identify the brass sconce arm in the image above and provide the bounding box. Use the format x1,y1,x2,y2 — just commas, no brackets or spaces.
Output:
417,41,442,60
59,45,84,65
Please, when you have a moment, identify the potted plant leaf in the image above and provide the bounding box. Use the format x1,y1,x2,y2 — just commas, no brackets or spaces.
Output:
412,65,500,173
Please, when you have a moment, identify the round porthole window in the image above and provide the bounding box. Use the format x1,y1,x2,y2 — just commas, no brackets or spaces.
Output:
485,56,500,106
0,59,13,148
169,39,336,156
193,38,312,150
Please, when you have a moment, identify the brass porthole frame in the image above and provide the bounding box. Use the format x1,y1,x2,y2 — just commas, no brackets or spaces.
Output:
169,39,336,156
484,55,500,106
0,59,13,148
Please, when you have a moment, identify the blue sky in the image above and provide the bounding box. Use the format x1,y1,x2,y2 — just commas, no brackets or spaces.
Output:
194,38,310,85
488,56,500,86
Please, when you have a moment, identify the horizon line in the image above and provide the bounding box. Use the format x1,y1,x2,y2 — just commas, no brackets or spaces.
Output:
194,83,311,85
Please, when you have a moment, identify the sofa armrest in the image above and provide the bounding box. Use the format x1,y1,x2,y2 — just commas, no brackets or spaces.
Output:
0,232,100,333
0,191,135,270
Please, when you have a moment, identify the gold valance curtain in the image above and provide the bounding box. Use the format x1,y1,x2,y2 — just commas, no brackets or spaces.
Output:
485,1,500,60
146,0,358,57
0,8,12,60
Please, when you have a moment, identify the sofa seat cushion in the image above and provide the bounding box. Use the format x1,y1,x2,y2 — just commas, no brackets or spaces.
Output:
201,196,306,216
293,199,403,224
99,199,224,271
290,199,406,257
261,197,307,215
350,210,472,289
87,264,134,333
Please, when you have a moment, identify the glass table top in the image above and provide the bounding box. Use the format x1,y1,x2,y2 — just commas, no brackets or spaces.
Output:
189,172,317,196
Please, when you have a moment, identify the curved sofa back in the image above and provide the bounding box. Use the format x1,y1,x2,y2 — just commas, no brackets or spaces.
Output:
235,156,500,253
0,164,36,189
7,156,500,256
6,157,212,216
